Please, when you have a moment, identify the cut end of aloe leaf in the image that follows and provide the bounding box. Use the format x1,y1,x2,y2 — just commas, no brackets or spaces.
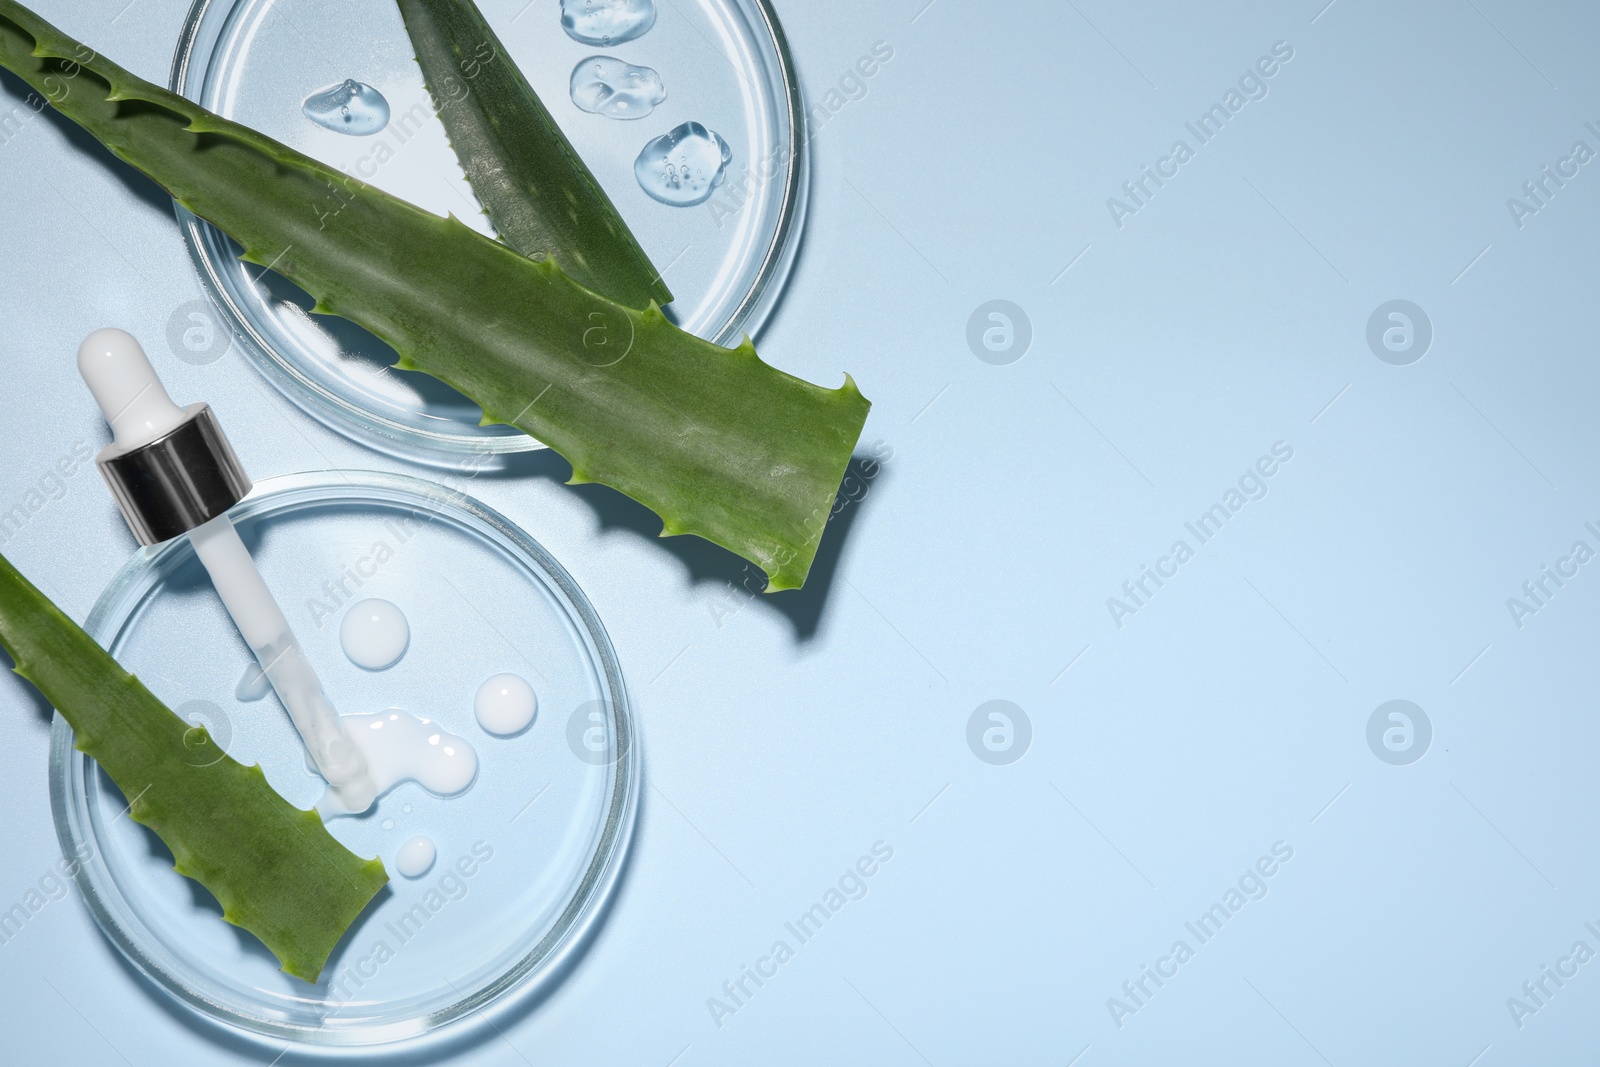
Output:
0,549,388,983
0,0,868,592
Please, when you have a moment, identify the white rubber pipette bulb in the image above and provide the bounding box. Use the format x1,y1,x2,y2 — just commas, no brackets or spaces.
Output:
75,328,377,813
77,328,188,449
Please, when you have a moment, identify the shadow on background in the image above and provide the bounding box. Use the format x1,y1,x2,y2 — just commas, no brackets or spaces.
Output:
2,55,879,1057
0,67,173,220
0,65,883,644
554,451,886,642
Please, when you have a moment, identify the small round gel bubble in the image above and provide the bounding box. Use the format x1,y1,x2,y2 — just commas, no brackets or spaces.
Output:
341,598,409,670
396,835,436,878
475,673,537,735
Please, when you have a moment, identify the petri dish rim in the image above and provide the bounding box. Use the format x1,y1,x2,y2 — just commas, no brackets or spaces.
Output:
47,470,638,1048
166,0,810,464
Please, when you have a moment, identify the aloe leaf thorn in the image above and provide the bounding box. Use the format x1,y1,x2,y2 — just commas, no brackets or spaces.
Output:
0,551,387,982
397,0,672,310
0,0,867,590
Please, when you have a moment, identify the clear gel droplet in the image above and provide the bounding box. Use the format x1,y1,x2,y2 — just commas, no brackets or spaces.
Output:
302,79,391,136
635,121,732,206
561,0,655,45
570,56,665,119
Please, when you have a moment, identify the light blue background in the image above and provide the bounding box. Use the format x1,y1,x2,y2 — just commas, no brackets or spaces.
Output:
4,0,1600,1063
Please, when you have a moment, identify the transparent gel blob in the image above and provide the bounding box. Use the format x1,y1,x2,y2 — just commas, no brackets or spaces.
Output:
474,673,537,735
302,79,391,136
341,598,409,670
318,710,479,817
560,0,656,46
634,121,733,207
396,835,437,878
570,56,666,119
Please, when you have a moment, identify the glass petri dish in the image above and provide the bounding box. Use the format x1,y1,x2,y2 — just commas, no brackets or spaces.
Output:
49,471,636,1046
168,0,807,464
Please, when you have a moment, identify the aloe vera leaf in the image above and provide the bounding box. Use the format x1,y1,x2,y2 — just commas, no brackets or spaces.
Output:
0,551,387,982
396,0,671,309
0,1,866,591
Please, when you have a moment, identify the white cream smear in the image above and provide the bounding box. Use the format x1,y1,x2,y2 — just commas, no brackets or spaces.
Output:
340,598,410,670
317,709,479,817
395,835,437,878
474,673,537,735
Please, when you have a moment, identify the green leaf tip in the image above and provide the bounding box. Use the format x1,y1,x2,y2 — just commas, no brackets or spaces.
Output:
396,0,672,310
0,0,867,592
0,550,388,982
